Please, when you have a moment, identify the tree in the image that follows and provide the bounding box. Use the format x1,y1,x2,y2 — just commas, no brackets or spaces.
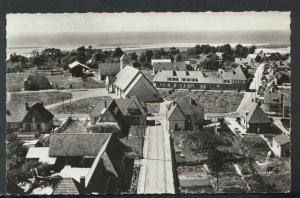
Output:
145,50,154,63
207,149,225,190
248,45,257,54
175,54,183,62
130,52,138,61
139,53,146,63
113,47,124,57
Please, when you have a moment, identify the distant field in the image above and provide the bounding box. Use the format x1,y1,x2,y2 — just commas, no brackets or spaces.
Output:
6,70,105,92
9,91,72,106
49,96,111,114
159,89,243,113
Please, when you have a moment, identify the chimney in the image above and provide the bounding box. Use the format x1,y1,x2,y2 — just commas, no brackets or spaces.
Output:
80,176,85,193
26,103,30,111
173,70,177,76
40,102,44,106
186,71,189,76
173,101,176,105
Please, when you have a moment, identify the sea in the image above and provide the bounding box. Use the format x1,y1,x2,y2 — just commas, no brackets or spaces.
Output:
6,31,291,59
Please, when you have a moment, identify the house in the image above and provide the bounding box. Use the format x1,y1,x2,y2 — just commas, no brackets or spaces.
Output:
112,66,160,102
49,133,129,194
152,62,187,75
6,102,54,133
98,63,120,80
272,134,291,157
153,66,247,90
240,102,272,133
68,61,92,77
167,97,204,131
247,53,258,64
263,92,283,115
151,59,172,66
6,61,22,73
90,97,147,128
24,75,52,91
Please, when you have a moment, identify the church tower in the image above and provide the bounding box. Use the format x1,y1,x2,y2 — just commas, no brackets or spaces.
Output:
120,53,130,70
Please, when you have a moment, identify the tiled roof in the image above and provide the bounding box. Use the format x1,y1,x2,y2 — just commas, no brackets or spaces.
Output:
179,177,211,187
98,63,120,76
49,133,111,157
176,97,203,116
168,104,186,121
244,102,272,124
273,134,290,145
6,103,28,123
221,66,247,81
153,62,187,72
114,66,140,90
52,178,80,195
264,92,282,104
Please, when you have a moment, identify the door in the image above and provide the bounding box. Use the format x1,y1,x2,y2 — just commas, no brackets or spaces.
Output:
175,123,178,131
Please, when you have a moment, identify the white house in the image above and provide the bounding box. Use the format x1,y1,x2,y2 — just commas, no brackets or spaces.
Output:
112,66,160,102
272,134,291,157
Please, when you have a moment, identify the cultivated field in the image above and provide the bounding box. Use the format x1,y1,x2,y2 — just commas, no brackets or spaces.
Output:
159,89,243,113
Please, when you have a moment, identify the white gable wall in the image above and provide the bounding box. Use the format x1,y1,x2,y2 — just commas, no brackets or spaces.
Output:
125,76,159,102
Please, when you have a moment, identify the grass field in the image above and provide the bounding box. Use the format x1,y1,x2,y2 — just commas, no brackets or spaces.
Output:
9,91,72,106
159,89,243,113
49,96,111,114
6,70,105,92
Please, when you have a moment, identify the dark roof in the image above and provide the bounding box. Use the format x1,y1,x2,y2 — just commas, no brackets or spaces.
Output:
168,104,186,121
153,62,187,72
26,75,51,85
107,76,117,83
244,102,272,124
175,97,204,116
6,103,28,123
90,97,146,118
273,134,290,145
52,178,80,195
98,63,120,76
49,133,111,157
264,92,282,104
23,102,54,123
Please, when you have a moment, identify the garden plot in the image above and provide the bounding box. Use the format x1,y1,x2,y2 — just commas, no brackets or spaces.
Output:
159,89,243,113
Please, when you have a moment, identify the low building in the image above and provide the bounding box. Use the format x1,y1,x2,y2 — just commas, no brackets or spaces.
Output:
167,97,204,131
152,62,187,75
24,75,52,91
153,66,247,90
272,134,291,157
90,97,147,128
151,59,171,66
26,147,57,165
68,61,92,77
98,63,120,80
235,57,252,67
6,102,54,133
112,66,160,102
240,102,272,133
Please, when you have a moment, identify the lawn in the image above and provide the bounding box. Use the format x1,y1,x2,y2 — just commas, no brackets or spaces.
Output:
49,96,112,114
9,91,72,106
159,89,243,113
6,70,105,92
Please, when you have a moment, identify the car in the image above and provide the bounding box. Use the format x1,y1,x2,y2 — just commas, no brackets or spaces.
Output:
155,120,161,125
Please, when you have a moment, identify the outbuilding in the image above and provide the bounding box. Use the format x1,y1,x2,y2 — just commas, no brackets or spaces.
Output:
272,134,291,157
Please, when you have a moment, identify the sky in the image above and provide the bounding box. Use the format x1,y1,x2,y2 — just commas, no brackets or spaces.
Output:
6,12,290,34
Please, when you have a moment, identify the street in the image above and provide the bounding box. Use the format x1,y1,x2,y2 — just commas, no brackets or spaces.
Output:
138,101,175,194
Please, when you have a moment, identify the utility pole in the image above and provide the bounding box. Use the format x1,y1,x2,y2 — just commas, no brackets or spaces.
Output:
62,96,65,113
70,89,72,118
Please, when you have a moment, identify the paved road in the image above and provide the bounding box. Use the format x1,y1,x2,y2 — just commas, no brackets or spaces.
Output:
144,124,167,193
45,88,117,109
139,100,175,194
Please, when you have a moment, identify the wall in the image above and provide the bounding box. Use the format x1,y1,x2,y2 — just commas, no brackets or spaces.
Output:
125,76,159,102
168,121,185,131
155,81,247,90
